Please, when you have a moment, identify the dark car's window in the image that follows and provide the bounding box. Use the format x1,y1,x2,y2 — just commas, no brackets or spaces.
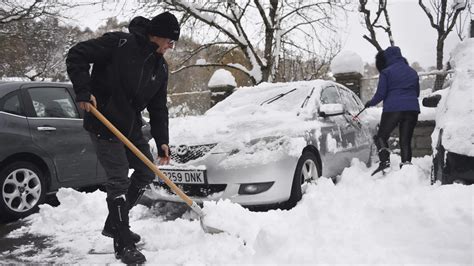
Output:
27,87,79,118
0,91,23,116
320,86,341,104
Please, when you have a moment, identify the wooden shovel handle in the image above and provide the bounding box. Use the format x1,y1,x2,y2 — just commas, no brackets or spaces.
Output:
89,106,194,207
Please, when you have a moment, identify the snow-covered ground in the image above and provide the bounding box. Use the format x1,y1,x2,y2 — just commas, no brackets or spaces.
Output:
2,155,472,264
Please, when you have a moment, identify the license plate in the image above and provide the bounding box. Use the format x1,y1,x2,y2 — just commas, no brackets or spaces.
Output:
159,168,207,184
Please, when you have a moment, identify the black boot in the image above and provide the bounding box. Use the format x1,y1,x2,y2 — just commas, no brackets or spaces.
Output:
102,216,141,243
102,185,146,243
107,196,146,264
371,160,390,176
126,184,146,207
399,161,413,169
371,148,390,176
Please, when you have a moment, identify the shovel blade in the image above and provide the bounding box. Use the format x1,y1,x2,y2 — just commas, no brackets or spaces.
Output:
189,201,224,234
200,218,224,234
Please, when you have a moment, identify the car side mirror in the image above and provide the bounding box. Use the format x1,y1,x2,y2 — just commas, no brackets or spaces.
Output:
318,103,344,117
422,94,442,108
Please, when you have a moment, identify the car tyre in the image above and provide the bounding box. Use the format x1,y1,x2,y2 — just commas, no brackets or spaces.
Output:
284,151,321,209
0,161,46,222
432,149,443,185
431,134,451,185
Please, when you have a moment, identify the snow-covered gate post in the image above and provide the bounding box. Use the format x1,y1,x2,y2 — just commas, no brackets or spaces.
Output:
329,51,364,99
208,69,237,107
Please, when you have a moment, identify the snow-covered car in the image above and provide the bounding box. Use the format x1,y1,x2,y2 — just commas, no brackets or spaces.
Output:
422,39,474,185
149,80,374,209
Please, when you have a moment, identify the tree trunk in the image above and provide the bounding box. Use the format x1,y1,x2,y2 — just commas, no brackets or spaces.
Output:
261,65,271,83
433,38,446,91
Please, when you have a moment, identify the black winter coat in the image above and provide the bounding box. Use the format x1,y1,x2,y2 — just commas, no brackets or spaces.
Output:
66,17,169,145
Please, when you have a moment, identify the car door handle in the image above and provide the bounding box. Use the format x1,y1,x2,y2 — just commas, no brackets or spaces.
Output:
37,126,57,131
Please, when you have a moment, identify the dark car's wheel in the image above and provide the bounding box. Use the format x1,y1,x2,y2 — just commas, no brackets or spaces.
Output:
0,161,46,222
284,152,321,209
431,133,450,185
432,150,443,185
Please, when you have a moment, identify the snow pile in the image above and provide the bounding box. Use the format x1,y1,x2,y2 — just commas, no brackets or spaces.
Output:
4,156,473,264
330,50,364,75
208,69,237,88
432,39,474,156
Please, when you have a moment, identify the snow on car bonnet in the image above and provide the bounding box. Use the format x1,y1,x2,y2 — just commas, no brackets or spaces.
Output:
169,80,326,145
207,80,326,115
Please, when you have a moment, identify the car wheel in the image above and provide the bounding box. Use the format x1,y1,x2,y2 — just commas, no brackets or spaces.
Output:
285,151,321,209
0,161,46,222
432,144,450,185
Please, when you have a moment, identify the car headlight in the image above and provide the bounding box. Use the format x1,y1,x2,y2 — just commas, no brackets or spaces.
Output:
238,182,274,195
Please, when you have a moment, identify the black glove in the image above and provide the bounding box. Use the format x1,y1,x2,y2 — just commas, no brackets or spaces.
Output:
364,101,371,108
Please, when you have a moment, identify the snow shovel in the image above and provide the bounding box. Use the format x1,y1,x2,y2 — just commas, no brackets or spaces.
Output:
89,106,223,234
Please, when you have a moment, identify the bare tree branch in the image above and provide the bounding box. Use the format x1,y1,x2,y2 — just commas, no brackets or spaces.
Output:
418,0,468,90
358,0,395,51
144,0,347,84
176,41,235,66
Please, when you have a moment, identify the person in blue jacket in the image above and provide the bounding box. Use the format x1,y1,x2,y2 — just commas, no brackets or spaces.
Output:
365,46,420,175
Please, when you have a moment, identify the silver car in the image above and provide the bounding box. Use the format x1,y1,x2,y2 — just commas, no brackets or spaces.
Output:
149,80,374,209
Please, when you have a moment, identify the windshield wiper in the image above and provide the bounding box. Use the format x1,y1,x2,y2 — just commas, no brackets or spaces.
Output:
299,87,315,108
260,88,297,106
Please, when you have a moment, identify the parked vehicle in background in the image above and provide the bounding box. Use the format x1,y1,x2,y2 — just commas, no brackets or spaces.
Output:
148,80,375,209
0,81,107,222
422,39,474,185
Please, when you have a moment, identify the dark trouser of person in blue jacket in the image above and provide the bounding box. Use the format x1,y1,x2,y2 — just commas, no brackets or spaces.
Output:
372,111,418,175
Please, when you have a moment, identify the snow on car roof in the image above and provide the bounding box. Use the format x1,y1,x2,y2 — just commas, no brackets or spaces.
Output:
435,38,474,156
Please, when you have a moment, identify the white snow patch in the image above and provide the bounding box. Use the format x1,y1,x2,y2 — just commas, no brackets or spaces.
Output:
208,69,237,88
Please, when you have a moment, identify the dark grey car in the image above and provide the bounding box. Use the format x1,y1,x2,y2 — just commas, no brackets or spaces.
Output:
0,81,108,222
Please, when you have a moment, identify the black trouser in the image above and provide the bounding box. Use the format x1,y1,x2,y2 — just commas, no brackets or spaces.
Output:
374,111,418,163
90,133,154,200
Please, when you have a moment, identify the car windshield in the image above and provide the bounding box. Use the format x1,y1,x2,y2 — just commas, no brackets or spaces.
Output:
207,80,326,116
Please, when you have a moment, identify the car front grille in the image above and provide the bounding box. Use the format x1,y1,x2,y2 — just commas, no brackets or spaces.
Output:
170,143,217,164
157,183,227,197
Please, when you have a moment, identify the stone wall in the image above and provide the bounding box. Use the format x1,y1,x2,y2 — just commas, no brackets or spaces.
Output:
389,120,435,158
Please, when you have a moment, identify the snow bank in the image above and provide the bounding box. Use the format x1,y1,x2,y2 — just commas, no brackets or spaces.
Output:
433,39,474,156
5,156,473,264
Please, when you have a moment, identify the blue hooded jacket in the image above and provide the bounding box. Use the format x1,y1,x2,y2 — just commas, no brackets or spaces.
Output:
368,46,420,112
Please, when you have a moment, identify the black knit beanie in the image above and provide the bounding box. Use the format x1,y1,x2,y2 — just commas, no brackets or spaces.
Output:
147,11,180,41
